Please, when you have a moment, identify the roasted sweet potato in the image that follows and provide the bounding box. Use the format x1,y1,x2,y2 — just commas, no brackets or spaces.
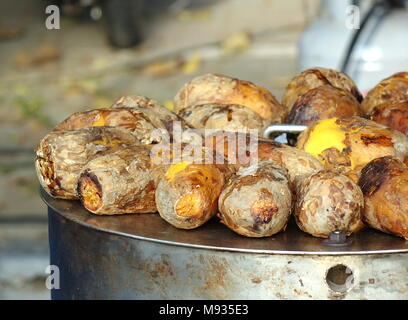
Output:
297,116,408,178
35,126,140,199
257,140,323,188
155,161,226,229
218,161,292,237
178,103,268,133
174,73,285,123
295,170,364,238
202,130,261,170
361,72,408,115
54,95,188,144
204,130,323,187
286,85,362,125
78,145,156,215
358,156,408,240
282,67,362,112
369,101,408,135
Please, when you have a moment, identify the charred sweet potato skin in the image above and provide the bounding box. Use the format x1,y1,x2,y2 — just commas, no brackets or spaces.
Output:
286,85,362,125
54,95,187,144
178,103,268,132
358,156,408,240
297,116,408,178
282,67,362,112
295,170,364,238
174,73,285,123
369,101,408,135
78,145,156,215
203,131,323,187
35,126,140,199
218,161,292,237
257,141,323,189
362,72,408,115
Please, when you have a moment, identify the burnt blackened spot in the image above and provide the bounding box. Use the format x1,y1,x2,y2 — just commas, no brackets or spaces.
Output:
358,157,392,196
360,135,393,146
78,170,103,202
251,203,278,225
351,86,363,103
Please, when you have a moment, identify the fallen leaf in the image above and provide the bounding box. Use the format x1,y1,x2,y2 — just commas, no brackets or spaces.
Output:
13,43,60,68
0,26,24,41
182,51,201,74
143,58,183,77
221,31,252,55
177,9,212,22
33,43,60,65
92,57,110,71
13,51,32,68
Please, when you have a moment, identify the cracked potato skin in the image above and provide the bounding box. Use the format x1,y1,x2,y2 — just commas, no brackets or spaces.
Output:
295,170,364,238
361,72,408,115
297,116,408,179
218,161,292,238
204,130,323,187
78,145,156,215
174,73,285,123
54,95,188,144
35,126,140,199
178,103,268,132
358,156,408,240
369,101,408,135
286,85,362,125
282,67,362,113
257,140,323,189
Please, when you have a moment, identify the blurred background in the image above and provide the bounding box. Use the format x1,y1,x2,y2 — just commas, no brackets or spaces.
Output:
0,0,407,299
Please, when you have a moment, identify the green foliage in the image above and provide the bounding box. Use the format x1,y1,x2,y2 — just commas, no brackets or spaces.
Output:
14,96,54,128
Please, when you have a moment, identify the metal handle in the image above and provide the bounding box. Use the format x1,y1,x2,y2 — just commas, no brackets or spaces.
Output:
263,124,307,139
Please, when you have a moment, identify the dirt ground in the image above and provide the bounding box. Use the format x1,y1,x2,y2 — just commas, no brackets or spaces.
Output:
0,0,318,299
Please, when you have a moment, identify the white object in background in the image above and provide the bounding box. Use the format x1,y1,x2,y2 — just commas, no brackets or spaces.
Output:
299,0,408,92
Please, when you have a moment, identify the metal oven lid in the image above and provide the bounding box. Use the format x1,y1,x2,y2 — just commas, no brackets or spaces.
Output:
41,188,408,256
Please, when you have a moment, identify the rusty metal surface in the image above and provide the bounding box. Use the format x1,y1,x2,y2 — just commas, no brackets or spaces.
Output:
48,204,408,299
41,188,408,255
